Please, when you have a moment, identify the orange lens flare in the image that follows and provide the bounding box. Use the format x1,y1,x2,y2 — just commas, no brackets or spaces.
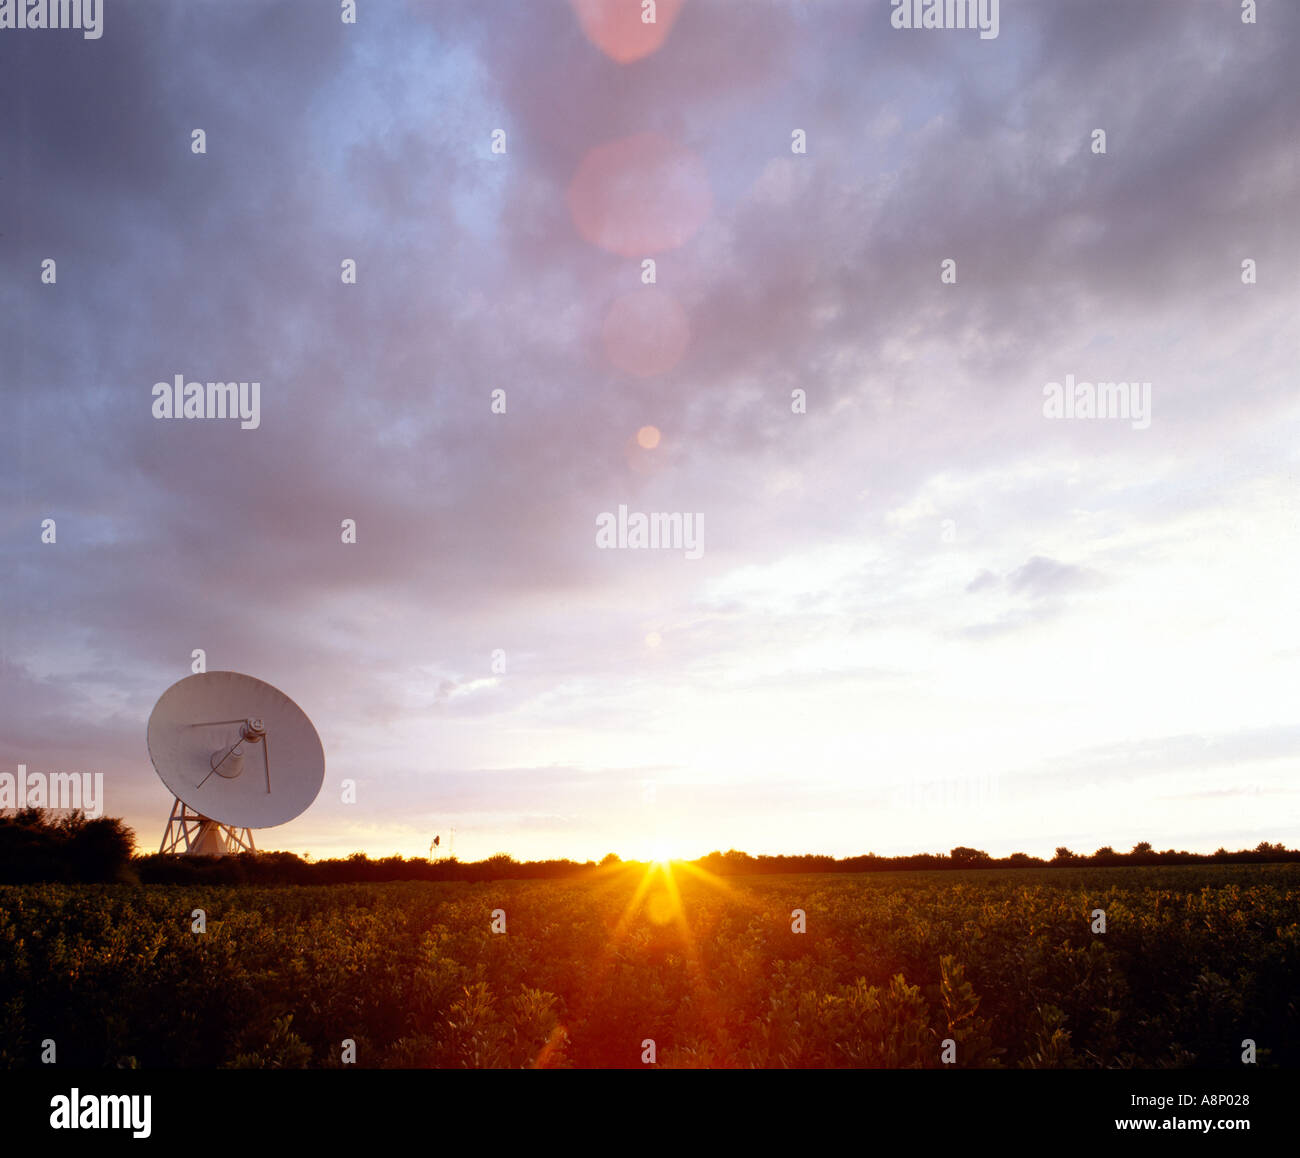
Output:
568,0,687,65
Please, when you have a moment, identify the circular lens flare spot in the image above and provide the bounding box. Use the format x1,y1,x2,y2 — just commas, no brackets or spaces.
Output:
646,888,675,925
567,132,712,257
636,425,661,449
603,290,690,377
569,0,687,64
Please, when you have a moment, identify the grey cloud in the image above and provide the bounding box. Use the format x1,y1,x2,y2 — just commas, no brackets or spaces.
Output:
1007,556,1095,599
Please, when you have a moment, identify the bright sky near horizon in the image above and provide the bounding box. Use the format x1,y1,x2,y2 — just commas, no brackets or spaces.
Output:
2,0,1298,863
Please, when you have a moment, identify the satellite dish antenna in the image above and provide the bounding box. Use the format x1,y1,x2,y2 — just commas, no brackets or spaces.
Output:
148,671,325,856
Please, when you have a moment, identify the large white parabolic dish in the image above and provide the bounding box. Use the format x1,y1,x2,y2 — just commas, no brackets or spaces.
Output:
147,671,325,830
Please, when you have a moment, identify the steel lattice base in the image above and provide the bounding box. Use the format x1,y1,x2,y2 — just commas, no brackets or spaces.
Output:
159,798,256,856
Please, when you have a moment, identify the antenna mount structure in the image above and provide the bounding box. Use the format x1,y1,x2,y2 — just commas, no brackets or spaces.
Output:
159,799,256,855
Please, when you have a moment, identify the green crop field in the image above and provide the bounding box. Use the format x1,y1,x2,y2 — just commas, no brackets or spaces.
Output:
2,864,1296,1069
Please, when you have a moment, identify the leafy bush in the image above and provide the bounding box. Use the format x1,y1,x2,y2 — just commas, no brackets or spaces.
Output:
0,810,136,884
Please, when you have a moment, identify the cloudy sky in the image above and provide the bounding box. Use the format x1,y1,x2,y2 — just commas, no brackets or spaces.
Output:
2,0,1297,862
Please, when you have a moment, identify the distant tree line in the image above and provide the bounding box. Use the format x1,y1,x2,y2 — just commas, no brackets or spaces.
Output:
131,849,603,885
693,841,1300,876
128,839,1300,884
1,809,1297,884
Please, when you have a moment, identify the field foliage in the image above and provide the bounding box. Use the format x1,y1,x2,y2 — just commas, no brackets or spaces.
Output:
1,864,1295,1068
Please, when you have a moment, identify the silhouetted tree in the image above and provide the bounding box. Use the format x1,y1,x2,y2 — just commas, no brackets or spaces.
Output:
0,809,135,883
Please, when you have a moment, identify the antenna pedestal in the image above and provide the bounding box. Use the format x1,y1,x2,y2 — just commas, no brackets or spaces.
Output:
159,797,256,856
